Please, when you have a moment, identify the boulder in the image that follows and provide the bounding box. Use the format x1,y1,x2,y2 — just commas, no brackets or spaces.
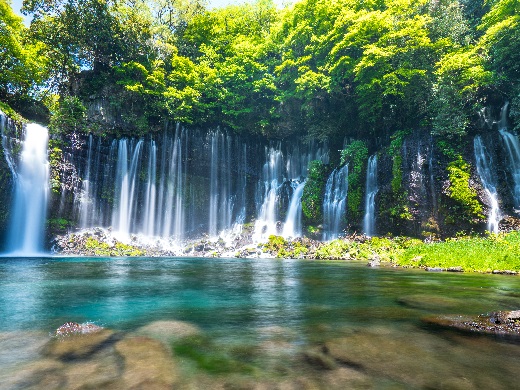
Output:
134,320,201,345
43,329,116,360
54,322,103,337
422,310,520,340
115,336,177,389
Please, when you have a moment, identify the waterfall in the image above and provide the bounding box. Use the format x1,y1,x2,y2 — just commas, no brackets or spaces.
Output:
6,124,50,255
363,155,378,236
498,103,520,211
252,141,329,242
111,139,143,239
500,130,520,210
474,136,501,233
282,180,306,239
142,140,156,236
498,102,509,130
66,128,330,244
208,130,233,238
77,135,103,228
233,143,247,230
323,164,349,241
253,146,284,242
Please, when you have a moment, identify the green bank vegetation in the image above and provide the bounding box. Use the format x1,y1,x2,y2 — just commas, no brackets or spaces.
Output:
263,232,520,273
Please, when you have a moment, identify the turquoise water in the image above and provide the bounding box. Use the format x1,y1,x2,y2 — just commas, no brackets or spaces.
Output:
1,257,519,388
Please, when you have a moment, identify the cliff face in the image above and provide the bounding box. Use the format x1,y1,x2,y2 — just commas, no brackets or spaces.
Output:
0,114,18,250
2,109,520,250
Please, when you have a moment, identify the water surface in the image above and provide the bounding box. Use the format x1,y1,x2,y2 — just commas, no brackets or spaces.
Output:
1,257,518,388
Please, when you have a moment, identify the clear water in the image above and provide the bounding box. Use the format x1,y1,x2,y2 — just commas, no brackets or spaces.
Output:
0,257,519,388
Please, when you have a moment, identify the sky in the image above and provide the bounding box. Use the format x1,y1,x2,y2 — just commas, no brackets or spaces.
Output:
11,0,294,22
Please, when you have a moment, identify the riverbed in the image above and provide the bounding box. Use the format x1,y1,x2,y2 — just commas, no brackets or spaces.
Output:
0,257,518,388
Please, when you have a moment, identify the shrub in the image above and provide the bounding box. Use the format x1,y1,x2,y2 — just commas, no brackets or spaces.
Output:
445,155,484,223
301,160,328,224
341,141,368,219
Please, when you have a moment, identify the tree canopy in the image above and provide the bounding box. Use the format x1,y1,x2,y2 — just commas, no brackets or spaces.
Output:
0,0,518,138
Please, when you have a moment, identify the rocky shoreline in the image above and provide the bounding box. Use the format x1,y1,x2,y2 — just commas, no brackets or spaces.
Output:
51,227,520,275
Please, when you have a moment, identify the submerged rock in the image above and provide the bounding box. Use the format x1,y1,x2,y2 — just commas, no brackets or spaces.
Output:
44,329,116,360
134,320,201,345
423,310,520,340
54,322,103,337
115,336,178,388
397,294,463,311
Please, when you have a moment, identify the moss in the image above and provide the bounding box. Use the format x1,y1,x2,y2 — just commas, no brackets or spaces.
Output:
315,239,353,260
380,130,413,225
263,235,287,252
47,218,71,233
84,237,144,256
48,141,63,194
49,96,87,135
446,155,484,223
262,235,309,259
173,335,256,375
0,102,25,124
301,160,328,224
340,140,369,220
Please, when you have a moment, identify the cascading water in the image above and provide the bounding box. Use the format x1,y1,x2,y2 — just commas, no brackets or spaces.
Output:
111,139,143,239
5,124,50,255
141,139,156,236
253,146,284,242
323,164,349,241
282,180,306,239
474,136,501,233
363,155,378,237
497,103,520,210
71,125,250,245
208,130,234,238
252,141,329,242
500,130,520,210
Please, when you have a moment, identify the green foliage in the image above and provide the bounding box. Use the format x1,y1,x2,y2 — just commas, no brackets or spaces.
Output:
341,140,368,219
262,235,310,259
431,47,492,138
397,232,520,272
263,235,287,252
385,130,412,221
8,0,520,144
0,0,48,97
84,237,144,256
48,141,63,193
0,101,23,123
315,239,353,260
301,160,328,224
49,96,86,134
315,236,421,261
47,218,71,233
445,155,484,222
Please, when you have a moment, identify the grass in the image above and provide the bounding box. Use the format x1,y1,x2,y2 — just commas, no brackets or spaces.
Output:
397,232,520,272
263,232,520,273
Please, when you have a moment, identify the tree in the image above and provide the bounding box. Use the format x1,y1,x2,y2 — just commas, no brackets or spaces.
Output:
0,0,48,98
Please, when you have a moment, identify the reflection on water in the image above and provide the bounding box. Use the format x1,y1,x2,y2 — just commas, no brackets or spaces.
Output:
0,257,519,388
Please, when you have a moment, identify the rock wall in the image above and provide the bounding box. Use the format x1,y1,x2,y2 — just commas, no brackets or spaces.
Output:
2,109,520,250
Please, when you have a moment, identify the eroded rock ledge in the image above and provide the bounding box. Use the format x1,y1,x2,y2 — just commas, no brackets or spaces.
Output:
423,310,520,340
